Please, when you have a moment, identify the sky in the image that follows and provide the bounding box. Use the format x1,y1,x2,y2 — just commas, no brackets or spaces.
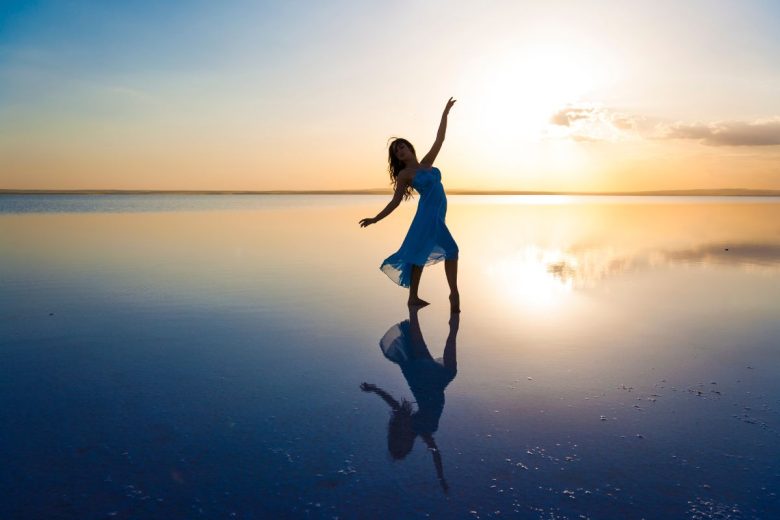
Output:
1,0,780,192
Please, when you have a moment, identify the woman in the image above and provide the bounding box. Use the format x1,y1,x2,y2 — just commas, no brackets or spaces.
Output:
359,97,460,313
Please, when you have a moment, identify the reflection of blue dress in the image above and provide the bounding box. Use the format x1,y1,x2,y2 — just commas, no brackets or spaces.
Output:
380,167,459,287
380,320,457,434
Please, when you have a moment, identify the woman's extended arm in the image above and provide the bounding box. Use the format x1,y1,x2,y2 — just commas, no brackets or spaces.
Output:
360,382,402,410
420,97,456,166
359,180,406,227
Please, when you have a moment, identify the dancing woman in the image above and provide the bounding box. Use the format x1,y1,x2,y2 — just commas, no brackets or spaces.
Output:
359,98,460,313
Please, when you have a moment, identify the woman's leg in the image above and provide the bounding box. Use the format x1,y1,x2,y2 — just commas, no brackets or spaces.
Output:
408,264,429,307
445,259,460,313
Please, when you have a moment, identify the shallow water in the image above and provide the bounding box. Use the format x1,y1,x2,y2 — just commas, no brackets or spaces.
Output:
1,195,779,518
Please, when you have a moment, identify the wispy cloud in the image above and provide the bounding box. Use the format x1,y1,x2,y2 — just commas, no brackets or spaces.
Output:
547,104,647,142
549,105,780,148
662,118,780,146
550,106,595,127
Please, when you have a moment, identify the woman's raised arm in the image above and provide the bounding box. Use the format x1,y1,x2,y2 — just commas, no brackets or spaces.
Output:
422,434,449,493
420,97,456,166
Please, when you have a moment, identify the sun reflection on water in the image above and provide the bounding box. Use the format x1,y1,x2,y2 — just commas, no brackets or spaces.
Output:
484,237,780,313
486,245,574,309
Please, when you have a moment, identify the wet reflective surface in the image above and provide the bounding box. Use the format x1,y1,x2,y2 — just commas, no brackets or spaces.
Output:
1,195,779,518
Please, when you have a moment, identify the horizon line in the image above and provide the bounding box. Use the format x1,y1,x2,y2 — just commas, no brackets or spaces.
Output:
2,188,780,197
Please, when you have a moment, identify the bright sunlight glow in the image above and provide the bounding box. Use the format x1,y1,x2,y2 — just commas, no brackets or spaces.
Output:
486,245,575,310
464,43,613,146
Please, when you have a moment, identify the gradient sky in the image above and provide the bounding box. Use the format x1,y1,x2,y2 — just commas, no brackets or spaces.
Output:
1,0,780,191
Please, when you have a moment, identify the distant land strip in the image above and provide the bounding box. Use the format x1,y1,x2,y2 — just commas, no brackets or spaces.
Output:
2,189,780,196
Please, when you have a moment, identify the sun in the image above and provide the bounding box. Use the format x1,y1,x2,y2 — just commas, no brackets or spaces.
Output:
459,42,613,145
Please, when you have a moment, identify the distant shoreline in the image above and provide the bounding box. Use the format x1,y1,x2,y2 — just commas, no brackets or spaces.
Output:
2,189,780,197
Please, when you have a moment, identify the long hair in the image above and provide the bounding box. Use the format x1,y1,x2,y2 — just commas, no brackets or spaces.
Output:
387,399,416,460
388,137,415,201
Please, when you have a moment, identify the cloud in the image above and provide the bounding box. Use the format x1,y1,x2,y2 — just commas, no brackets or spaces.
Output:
548,104,780,147
663,118,780,146
547,104,645,142
550,106,594,127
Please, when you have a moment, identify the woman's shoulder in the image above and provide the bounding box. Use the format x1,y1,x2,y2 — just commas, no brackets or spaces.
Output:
397,166,416,182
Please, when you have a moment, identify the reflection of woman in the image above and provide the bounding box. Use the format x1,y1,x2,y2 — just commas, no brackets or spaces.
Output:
360,308,459,493
358,98,460,313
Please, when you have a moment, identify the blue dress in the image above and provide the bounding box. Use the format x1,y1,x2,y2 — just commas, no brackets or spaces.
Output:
380,167,459,287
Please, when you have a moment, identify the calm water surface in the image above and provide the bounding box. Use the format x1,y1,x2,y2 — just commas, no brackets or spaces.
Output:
1,195,779,518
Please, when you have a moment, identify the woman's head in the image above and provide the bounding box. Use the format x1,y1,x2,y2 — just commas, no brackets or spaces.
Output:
390,138,416,165
387,399,417,459
388,138,416,200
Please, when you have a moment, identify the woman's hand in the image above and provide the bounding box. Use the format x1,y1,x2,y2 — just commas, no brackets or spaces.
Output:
443,97,456,115
359,217,376,228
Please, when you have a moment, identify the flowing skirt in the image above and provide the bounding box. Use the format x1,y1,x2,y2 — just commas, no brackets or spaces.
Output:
380,197,459,287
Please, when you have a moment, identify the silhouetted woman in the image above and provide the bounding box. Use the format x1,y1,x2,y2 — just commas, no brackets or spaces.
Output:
359,98,460,313
360,307,459,493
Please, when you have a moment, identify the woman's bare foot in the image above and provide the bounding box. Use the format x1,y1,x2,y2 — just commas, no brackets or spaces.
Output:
408,297,430,307
449,292,461,313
